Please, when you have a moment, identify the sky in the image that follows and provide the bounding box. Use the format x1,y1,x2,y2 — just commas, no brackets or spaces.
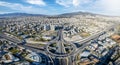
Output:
0,0,120,16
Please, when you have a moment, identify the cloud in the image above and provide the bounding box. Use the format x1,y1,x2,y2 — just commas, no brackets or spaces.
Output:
96,0,120,11
0,0,120,16
0,1,31,11
0,1,47,14
56,0,120,15
93,0,120,15
72,0,80,6
56,0,91,7
26,0,46,6
56,0,72,7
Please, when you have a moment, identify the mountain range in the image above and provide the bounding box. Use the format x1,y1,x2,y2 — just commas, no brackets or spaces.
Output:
0,12,115,18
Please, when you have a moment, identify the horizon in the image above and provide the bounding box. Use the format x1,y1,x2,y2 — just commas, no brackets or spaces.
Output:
0,0,120,16
0,11,119,17
0,11,99,15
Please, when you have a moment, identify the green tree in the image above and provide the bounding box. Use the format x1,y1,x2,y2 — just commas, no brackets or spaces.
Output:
0,40,3,46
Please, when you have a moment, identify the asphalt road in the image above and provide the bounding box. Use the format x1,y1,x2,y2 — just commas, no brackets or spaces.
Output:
0,33,54,65
0,33,21,43
0,24,118,65
56,30,66,54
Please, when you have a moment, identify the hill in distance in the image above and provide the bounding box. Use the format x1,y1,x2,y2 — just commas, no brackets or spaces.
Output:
0,11,115,18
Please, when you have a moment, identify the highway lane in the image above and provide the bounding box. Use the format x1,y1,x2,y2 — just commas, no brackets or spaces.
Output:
56,30,68,65
0,33,54,65
45,25,116,58
54,57,68,65
57,29,66,54
0,33,48,54
73,24,117,43
45,29,74,65
0,24,118,65
0,30,94,65
45,29,76,57
73,24,118,55
21,45,54,65
0,33,21,43
60,58,68,65
70,24,118,65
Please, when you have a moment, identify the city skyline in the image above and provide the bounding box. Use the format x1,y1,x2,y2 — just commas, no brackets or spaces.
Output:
0,2,120,64
0,0,120,16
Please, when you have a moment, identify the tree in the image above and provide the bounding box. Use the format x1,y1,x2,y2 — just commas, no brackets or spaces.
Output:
0,40,3,46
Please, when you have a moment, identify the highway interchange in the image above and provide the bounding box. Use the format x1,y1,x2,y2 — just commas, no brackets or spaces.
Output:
0,24,118,65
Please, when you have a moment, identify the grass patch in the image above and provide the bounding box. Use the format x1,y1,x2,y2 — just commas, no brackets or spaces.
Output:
49,43,56,47
80,32,90,37
9,47,20,54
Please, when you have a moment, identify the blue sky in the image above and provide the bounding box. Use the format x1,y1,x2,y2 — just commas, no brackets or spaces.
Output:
0,0,120,16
